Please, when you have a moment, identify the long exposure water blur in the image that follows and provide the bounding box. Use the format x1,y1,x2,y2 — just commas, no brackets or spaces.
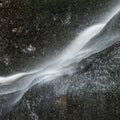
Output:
0,0,120,120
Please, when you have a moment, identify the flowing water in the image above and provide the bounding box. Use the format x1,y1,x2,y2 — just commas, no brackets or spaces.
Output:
0,2,120,111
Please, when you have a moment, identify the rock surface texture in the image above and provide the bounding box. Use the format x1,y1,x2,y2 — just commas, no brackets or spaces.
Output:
0,0,120,120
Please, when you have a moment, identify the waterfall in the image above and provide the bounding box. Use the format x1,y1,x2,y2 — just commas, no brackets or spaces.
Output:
0,3,120,106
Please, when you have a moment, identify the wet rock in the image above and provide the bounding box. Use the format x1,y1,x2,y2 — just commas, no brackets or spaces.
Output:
0,0,120,120
0,0,114,75
0,42,119,120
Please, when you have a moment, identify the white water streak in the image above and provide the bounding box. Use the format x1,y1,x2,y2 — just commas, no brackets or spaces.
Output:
0,3,120,96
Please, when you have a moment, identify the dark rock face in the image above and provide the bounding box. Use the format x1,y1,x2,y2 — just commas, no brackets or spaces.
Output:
0,0,120,120
0,42,120,120
0,0,116,75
